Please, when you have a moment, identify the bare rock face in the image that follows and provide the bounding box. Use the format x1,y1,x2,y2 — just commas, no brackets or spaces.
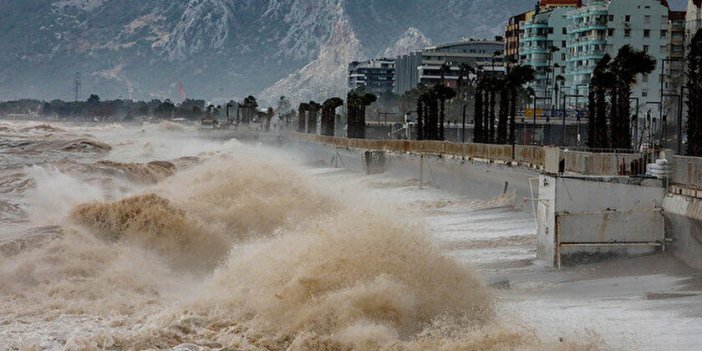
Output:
0,0,542,102
380,27,433,59
259,3,364,105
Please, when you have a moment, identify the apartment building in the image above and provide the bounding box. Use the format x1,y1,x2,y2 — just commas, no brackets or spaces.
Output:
348,58,396,96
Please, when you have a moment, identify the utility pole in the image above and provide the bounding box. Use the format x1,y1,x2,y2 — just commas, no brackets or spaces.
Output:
74,72,81,102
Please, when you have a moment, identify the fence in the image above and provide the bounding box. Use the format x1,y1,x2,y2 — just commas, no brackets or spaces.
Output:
294,133,702,184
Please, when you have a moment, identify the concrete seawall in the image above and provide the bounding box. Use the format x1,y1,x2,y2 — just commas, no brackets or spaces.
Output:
282,133,702,270
664,193,702,270
291,136,539,212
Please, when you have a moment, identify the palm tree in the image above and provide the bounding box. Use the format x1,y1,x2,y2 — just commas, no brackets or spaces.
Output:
297,103,309,133
422,88,439,140
589,54,615,149
417,94,424,140
486,78,497,143
347,88,377,139
505,65,535,145
439,62,452,85
242,95,258,123
610,45,656,149
688,29,702,156
321,97,344,136
456,63,474,95
307,101,321,134
434,85,456,140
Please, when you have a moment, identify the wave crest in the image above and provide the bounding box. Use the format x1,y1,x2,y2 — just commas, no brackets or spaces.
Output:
70,193,229,270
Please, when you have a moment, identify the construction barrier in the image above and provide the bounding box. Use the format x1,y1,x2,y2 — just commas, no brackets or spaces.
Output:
672,155,702,190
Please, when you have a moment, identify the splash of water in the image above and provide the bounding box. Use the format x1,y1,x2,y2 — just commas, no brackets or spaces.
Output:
0,122,601,350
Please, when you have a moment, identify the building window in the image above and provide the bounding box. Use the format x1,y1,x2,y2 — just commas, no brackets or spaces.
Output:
609,15,614,21
644,30,650,38
625,15,631,22
562,27,567,35
661,30,667,38
608,28,614,36
642,90,648,97
625,29,631,37
562,40,566,48
643,45,649,53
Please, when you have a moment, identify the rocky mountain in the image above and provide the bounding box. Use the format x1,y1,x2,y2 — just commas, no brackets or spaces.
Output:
0,0,556,104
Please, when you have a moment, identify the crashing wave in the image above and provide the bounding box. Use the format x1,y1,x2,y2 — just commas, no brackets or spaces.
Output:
93,160,176,183
70,193,229,271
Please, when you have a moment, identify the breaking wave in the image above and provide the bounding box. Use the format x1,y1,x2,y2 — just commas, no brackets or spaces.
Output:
0,124,600,350
59,138,112,153
20,124,67,133
70,194,229,271
92,160,177,183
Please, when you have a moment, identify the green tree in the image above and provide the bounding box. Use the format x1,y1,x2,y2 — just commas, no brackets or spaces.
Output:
154,99,176,119
505,65,535,145
87,94,100,104
241,95,258,123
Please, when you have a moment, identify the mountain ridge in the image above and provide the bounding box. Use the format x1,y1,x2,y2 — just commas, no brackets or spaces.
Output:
0,0,606,104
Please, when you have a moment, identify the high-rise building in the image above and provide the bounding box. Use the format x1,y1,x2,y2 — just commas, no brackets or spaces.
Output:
565,0,670,123
348,58,396,96
506,1,581,68
520,3,581,108
667,10,687,115
506,11,532,66
394,52,422,95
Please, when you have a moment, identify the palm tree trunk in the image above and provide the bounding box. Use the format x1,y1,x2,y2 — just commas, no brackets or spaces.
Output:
609,85,618,149
417,99,424,141
439,98,445,140
429,96,439,140
497,87,508,144
587,90,596,148
618,86,632,149
474,88,484,143
595,88,608,149
483,89,490,143
489,88,496,143
509,86,517,145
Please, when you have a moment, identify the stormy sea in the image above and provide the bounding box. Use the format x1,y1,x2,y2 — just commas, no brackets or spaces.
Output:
0,120,606,350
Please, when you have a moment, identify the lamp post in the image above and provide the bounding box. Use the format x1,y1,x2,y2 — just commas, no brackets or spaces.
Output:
554,75,565,145
562,93,585,147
